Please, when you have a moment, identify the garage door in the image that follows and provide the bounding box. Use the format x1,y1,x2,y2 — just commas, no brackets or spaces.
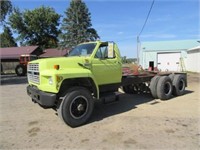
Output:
157,53,180,71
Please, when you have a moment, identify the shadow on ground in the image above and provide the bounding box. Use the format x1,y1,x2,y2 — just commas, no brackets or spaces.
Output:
89,90,194,124
0,74,28,85
90,93,154,123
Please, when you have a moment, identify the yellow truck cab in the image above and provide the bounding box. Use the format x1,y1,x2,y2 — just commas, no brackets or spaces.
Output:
27,41,122,127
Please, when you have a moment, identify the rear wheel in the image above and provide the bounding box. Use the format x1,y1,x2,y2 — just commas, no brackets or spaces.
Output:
172,75,186,96
149,76,161,98
15,64,26,76
57,87,94,127
157,76,173,100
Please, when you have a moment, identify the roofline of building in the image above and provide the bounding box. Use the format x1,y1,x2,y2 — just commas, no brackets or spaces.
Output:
142,39,200,43
142,49,188,52
188,46,200,51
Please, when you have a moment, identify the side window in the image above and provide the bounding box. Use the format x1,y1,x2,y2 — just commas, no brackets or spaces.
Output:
26,56,30,61
95,45,108,59
95,43,116,59
21,57,25,62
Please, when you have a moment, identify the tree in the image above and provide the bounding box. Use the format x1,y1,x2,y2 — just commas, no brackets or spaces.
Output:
60,0,99,48
9,6,61,49
0,26,17,47
0,0,12,23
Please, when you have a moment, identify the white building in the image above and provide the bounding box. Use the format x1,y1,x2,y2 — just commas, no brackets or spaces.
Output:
186,46,200,73
140,39,200,72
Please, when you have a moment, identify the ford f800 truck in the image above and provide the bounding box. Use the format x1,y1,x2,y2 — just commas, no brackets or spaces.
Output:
27,41,187,127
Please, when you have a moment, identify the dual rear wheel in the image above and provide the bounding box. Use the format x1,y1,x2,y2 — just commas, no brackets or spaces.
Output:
123,74,186,100
150,74,186,100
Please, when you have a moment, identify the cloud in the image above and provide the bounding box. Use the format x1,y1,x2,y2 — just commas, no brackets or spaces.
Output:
117,31,124,35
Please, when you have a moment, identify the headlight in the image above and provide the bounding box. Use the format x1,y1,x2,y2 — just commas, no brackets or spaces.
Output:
49,77,53,85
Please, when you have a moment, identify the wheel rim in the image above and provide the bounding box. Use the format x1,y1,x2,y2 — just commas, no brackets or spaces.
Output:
18,67,23,74
70,96,88,119
179,79,185,91
164,82,171,95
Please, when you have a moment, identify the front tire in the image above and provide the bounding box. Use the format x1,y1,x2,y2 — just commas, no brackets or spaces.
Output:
15,64,26,76
57,87,94,127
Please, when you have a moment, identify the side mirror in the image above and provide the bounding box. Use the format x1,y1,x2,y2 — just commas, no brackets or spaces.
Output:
108,42,114,58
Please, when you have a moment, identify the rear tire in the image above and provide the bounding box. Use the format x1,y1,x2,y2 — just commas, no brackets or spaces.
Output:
172,75,186,96
157,76,173,100
15,64,26,76
149,76,161,98
57,87,94,127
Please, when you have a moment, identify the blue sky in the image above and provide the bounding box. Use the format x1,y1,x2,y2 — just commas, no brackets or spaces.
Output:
9,0,200,57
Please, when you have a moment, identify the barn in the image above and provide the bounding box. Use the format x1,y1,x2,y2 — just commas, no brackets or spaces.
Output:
39,48,69,58
0,46,41,60
140,39,200,72
0,46,41,74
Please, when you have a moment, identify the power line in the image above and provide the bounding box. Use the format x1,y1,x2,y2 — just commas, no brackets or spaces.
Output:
138,0,155,37
137,0,155,64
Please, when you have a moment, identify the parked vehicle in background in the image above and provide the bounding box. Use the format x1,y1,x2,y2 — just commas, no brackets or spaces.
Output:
26,41,187,127
15,54,38,76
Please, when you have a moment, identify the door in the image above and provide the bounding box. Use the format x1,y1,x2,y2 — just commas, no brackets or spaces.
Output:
149,61,154,71
157,53,180,71
91,43,121,85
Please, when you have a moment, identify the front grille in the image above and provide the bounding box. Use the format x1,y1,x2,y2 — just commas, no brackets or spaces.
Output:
28,63,40,84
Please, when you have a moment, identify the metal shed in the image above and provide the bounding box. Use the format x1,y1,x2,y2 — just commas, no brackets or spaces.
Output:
186,46,200,73
140,40,199,72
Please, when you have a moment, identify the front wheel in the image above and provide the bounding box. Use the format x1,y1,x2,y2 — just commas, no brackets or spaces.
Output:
57,87,94,127
15,64,26,76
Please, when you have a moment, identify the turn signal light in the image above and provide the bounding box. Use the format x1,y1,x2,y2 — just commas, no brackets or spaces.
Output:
56,75,63,82
54,65,60,70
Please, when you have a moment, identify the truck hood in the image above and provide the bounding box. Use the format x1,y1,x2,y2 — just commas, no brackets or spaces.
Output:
29,56,90,70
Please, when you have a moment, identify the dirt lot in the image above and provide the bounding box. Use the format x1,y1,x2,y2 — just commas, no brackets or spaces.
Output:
0,73,200,149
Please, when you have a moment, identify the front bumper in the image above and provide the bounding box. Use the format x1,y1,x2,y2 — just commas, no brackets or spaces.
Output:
27,85,56,107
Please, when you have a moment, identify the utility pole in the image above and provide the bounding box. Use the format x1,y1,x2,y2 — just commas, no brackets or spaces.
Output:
137,36,139,64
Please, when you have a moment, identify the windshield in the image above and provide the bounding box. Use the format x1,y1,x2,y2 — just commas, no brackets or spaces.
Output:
68,43,96,57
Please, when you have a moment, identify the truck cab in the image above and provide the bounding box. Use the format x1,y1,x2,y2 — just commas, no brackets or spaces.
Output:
27,41,122,127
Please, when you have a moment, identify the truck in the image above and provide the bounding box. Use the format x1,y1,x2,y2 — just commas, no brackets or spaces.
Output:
26,41,187,127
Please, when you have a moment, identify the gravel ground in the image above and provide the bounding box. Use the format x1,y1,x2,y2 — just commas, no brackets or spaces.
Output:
0,73,200,150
